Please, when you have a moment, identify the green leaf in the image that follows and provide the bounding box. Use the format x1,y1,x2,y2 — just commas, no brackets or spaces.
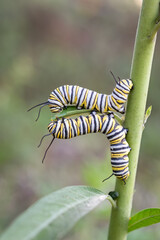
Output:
128,208,160,232
51,106,92,120
143,105,152,128
0,186,111,240
51,106,123,125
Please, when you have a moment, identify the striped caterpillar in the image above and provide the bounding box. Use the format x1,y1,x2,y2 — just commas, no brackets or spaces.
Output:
28,74,133,121
40,112,131,183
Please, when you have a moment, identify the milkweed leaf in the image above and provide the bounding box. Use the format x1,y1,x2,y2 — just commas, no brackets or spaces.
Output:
143,105,152,128
128,208,160,232
0,186,110,240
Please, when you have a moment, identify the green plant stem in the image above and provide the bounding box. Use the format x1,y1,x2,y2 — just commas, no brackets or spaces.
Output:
108,1,159,240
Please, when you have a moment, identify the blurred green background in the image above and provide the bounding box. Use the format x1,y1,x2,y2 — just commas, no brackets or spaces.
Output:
0,0,160,239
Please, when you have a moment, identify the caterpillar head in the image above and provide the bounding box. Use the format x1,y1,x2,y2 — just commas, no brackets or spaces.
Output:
48,121,55,134
48,92,65,113
48,118,64,137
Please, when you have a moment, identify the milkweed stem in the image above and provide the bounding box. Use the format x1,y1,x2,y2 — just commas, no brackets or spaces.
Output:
108,1,159,239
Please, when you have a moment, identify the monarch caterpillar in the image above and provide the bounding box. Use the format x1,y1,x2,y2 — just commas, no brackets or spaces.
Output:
28,73,133,121
39,112,131,183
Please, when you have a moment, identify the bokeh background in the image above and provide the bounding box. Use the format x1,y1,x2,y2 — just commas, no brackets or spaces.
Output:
0,0,160,239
